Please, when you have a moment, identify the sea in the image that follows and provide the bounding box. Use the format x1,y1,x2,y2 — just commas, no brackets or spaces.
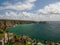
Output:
7,21,60,42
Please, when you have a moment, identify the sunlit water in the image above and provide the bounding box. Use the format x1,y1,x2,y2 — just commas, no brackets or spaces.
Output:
7,21,60,41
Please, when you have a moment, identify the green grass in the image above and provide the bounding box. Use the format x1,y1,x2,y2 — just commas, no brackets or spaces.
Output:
0,29,2,30
0,29,4,37
0,34,4,39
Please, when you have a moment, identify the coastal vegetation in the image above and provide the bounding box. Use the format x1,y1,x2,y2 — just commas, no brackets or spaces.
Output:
0,29,60,45
0,30,4,38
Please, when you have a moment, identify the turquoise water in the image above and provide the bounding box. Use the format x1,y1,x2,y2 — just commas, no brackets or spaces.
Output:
7,22,60,41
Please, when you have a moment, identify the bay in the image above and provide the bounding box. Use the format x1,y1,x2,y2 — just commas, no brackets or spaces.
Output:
7,21,60,41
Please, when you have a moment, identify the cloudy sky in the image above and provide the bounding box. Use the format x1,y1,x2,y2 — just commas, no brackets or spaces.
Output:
0,0,60,21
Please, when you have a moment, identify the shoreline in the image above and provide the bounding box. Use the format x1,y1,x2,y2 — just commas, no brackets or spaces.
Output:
0,30,60,45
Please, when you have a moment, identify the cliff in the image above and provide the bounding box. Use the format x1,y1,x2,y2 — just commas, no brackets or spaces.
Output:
0,19,36,30
0,19,46,30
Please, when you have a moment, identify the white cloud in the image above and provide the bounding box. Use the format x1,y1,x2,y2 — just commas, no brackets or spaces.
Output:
0,0,36,10
0,12,54,21
1,1,60,21
0,11,33,20
0,11,50,21
38,2,60,15
0,11,60,21
37,2,60,21
50,15,60,21
26,0,36,3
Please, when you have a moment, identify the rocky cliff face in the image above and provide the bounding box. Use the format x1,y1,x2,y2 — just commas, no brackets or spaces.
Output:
0,19,46,30
0,20,36,30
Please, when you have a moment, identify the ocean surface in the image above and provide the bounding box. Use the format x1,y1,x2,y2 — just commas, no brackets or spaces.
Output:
7,21,60,41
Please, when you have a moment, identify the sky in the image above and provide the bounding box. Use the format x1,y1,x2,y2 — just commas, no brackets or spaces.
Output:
0,0,60,21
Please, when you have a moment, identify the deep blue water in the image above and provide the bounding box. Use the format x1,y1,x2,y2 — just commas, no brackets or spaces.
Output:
7,21,60,41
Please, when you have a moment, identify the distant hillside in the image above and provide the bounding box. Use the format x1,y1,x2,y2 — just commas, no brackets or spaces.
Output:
0,19,46,30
